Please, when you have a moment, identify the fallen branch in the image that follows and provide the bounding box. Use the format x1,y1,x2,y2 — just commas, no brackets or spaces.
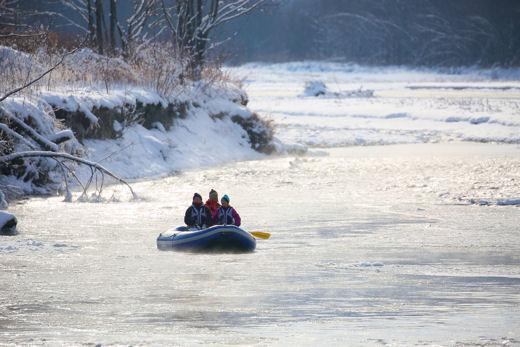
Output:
0,108,59,151
0,32,46,39
0,151,136,199
0,122,38,149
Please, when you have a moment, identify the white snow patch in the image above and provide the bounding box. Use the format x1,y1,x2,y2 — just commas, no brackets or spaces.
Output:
151,122,166,132
79,104,264,180
0,191,8,210
113,120,123,132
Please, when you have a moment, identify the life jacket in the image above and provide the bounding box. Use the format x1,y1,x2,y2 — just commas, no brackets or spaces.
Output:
191,204,207,227
217,206,235,225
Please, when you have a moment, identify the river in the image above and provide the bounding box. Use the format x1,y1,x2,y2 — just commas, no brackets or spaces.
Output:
2,142,520,346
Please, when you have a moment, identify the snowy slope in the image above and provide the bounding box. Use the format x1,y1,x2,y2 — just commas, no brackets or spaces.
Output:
72,84,265,179
1,81,269,196
81,104,262,180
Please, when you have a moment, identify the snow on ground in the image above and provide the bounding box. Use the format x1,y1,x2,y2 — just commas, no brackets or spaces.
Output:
228,62,520,147
3,61,519,197
69,84,262,180
2,45,264,192
2,80,264,189
81,107,262,180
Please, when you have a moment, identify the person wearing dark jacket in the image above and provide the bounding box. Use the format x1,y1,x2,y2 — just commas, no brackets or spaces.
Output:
184,193,213,229
215,194,241,227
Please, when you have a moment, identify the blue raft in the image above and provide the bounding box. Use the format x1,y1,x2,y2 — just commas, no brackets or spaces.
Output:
157,225,256,253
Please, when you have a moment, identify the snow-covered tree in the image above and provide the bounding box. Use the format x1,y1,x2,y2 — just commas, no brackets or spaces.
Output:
61,0,157,57
159,0,265,78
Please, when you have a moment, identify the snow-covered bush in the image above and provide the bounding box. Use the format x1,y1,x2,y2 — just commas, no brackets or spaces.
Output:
0,46,42,73
300,78,375,99
50,48,139,89
341,87,375,98
303,80,328,96
131,42,187,97
0,46,44,96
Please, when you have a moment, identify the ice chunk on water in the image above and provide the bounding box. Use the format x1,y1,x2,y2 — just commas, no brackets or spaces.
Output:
0,211,17,234
358,261,384,267
303,80,328,96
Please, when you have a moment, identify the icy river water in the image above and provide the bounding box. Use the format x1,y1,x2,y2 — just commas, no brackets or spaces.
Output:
2,63,520,346
2,143,520,346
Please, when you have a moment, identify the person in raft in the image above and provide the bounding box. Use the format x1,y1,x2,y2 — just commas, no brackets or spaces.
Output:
215,194,241,227
184,193,213,229
205,189,221,220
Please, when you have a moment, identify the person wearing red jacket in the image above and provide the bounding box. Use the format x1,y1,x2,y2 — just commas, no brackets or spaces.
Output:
205,189,221,220
216,194,241,227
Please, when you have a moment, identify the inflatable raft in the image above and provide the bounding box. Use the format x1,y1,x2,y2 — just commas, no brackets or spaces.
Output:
157,225,256,253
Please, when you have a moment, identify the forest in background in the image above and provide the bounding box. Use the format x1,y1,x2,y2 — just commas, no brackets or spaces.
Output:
2,0,520,67
218,0,520,67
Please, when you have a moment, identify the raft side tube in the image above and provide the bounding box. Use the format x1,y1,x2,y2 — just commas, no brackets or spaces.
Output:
157,225,256,253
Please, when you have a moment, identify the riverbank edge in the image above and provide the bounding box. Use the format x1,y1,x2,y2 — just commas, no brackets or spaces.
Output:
0,83,282,232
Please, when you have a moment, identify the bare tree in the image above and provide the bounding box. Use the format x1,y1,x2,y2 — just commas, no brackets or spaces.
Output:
117,0,158,58
160,0,265,78
95,0,105,54
62,0,157,57
0,0,48,41
109,0,117,53
60,0,95,41
87,0,95,43
0,0,19,33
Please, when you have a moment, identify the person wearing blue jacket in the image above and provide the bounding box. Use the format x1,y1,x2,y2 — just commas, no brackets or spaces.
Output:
184,193,213,229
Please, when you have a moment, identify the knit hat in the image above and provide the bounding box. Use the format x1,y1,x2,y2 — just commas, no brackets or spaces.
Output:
221,194,230,203
209,189,218,199
193,193,202,200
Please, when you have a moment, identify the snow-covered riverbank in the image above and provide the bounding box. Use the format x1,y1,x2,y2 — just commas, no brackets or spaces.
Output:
65,84,269,180
1,47,279,212
1,77,276,205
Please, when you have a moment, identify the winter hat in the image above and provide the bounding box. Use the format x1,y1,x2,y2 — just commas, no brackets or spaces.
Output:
209,189,218,199
193,193,202,200
221,194,230,203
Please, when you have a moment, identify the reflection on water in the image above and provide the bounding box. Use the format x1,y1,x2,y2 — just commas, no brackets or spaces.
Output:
1,144,520,346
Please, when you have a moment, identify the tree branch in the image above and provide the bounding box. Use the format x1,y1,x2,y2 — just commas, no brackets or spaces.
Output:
0,42,85,103
0,151,136,198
